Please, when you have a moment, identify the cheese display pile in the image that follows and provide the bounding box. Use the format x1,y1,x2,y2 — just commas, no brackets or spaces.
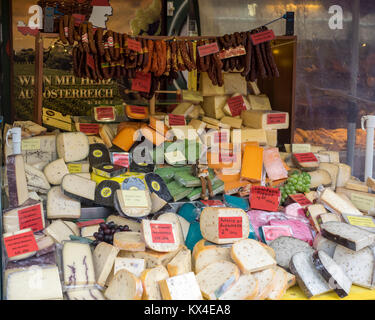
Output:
3,78,375,300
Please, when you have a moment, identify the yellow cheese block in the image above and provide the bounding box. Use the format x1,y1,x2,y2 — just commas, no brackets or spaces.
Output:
231,128,267,145
223,73,247,95
112,126,138,152
241,145,263,182
247,94,272,110
241,110,289,130
200,72,225,96
202,96,227,119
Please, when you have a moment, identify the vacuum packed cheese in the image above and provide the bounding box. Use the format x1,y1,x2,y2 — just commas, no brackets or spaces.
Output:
66,288,106,300
7,154,29,208
199,207,250,244
56,132,89,162
63,241,96,286
6,265,63,300
141,220,181,252
263,147,288,181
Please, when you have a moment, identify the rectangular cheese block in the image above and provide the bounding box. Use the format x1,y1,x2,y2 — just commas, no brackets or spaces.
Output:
320,188,362,216
200,72,225,96
63,241,96,286
220,116,243,129
3,201,45,233
319,163,339,190
24,164,51,193
81,224,100,239
336,187,375,213
141,220,181,252
345,179,369,193
319,151,340,163
169,125,199,141
44,219,74,243
265,130,277,147
202,96,227,119
223,94,251,117
223,73,247,95
61,174,96,203
113,232,146,251
56,132,89,162
241,145,263,182
106,215,141,233
7,154,29,208
6,266,63,300
93,242,119,287
231,128,267,145
114,257,145,277
241,110,289,130
263,147,288,181
247,94,272,110
118,247,183,268
5,135,57,165
47,186,81,219
159,272,203,300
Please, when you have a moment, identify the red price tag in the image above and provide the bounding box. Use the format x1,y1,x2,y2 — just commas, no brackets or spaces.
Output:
168,114,186,126
251,29,276,45
197,42,220,57
73,14,86,26
219,151,236,163
290,194,312,207
267,113,287,125
76,219,104,228
128,38,142,53
262,226,293,242
219,217,243,239
131,72,151,93
250,186,280,212
79,123,100,134
151,223,175,243
227,95,246,117
129,106,146,114
218,45,246,60
18,204,44,233
4,230,38,258
293,153,318,163
200,200,224,207
214,131,229,143
96,107,115,121
112,153,130,168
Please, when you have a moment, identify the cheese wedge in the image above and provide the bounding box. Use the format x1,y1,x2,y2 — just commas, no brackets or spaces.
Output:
114,257,145,278
167,246,192,277
112,126,138,151
56,132,89,162
113,232,145,251
105,270,143,300
93,242,119,287
47,186,81,219
253,268,276,300
159,272,203,300
44,219,74,243
320,188,362,216
66,288,106,300
140,265,169,300
106,215,141,233
219,274,258,300
43,158,69,185
193,240,232,273
7,154,29,208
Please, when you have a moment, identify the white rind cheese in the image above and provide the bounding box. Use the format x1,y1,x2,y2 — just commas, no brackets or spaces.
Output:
159,272,203,300
24,164,51,193
47,186,81,219
93,242,119,287
56,132,89,162
44,219,74,243
43,158,69,185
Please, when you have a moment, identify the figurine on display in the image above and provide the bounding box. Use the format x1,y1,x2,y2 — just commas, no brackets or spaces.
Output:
193,159,214,201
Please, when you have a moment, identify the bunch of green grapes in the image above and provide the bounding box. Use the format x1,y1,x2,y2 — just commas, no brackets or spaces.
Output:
280,171,311,203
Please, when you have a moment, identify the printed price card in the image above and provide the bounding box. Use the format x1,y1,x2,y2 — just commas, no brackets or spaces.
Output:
95,107,115,121
79,123,100,135
251,29,276,45
76,219,105,228
112,153,130,168
67,163,82,173
219,217,243,239
168,114,186,126
250,186,280,212
197,42,219,57
22,138,41,151
346,216,375,228
129,106,146,114
293,152,318,163
18,204,44,232
200,200,224,207
227,95,246,117
290,194,312,207
131,72,151,93
128,38,142,53
267,113,287,125
151,223,175,243
4,230,38,258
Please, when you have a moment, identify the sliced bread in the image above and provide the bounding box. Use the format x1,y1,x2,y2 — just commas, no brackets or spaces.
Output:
231,239,276,273
104,270,143,300
312,250,352,298
333,245,375,289
218,274,258,300
269,236,314,270
140,265,169,300
320,221,375,251
289,251,331,298
113,232,145,252
196,260,240,300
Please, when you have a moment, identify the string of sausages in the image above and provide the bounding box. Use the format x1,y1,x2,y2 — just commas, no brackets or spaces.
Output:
60,16,279,100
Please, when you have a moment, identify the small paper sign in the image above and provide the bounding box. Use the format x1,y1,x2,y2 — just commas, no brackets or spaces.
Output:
131,72,151,93
200,200,224,207
95,107,115,121
67,163,82,173
79,123,100,134
250,186,280,212
251,29,276,45
228,95,246,117
262,225,293,242
4,230,38,258
121,190,148,207
22,138,41,151
346,215,375,228
218,45,246,60
293,152,318,163
219,151,237,163
219,217,243,239
112,153,130,168
289,194,312,207
197,42,220,57
129,105,146,114
267,113,287,125
76,219,105,228
168,114,186,126
214,131,229,143
18,204,44,233
150,223,175,243
127,38,142,53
